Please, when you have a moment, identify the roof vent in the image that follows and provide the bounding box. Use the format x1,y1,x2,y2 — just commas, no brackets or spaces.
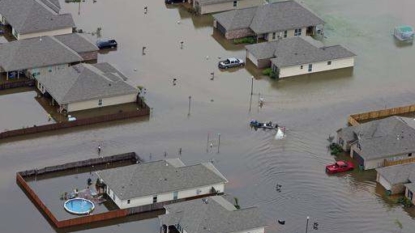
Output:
109,83,111,86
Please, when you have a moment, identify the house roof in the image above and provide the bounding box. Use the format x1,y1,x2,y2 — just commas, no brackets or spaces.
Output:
270,37,355,67
404,183,415,192
36,63,137,105
213,1,324,34
159,196,265,233
0,0,75,35
0,36,83,72
338,116,415,160
376,163,415,185
55,33,99,54
96,159,228,200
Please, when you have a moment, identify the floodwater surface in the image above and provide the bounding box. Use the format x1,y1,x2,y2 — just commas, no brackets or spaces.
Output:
1,0,415,233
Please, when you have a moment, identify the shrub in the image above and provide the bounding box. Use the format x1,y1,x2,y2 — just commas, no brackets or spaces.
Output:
233,37,256,44
329,143,344,156
262,68,278,80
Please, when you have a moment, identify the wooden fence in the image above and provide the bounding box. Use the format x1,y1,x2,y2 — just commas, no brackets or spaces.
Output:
348,104,415,126
0,79,34,90
0,99,150,140
384,157,415,167
19,152,139,177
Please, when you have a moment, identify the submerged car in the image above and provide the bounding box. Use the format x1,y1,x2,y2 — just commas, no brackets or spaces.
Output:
218,58,244,69
325,160,354,174
96,39,118,49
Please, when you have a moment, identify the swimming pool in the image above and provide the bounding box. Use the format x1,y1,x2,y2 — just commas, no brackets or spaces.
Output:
64,198,95,215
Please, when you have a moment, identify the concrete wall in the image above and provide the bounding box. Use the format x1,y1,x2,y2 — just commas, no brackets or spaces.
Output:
110,183,225,209
17,27,73,40
276,57,355,78
198,0,263,14
66,93,137,112
266,28,306,41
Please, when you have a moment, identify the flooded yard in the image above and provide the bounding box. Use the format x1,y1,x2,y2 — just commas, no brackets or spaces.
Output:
0,90,54,131
1,0,415,233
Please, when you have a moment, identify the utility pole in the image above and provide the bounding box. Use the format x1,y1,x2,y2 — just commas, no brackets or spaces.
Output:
305,216,310,233
250,76,254,96
217,133,221,154
188,96,192,117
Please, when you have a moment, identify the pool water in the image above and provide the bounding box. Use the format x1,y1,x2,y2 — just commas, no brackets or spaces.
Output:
64,198,95,215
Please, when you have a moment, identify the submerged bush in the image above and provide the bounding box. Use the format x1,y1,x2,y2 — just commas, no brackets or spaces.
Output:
329,143,344,156
233,37,256,44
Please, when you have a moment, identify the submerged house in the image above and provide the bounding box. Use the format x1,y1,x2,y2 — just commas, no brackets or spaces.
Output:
245,37,355,78
213,1,324,40
376,163,415,195
96,159,228,209
193,0,264,15
36,63,138,113
0,0,75,40
337,116,415,170
159,195,265,233
0,35,93,80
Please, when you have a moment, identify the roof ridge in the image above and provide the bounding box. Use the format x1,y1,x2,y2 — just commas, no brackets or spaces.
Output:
59,66,85,104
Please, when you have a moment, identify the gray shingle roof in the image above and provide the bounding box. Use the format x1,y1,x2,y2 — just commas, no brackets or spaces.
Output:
269,37,355,67
55,33,98,53
0,0,75,34
404,183,415,192
339,117,415,160
160,196,265,233
0,36,83,71
213,1,324,33
376,163,415,185
35,63,138,104
96,159,228,200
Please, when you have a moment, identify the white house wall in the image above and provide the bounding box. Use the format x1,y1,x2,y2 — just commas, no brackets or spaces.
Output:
67,93,137,112
266,28,305,41
233,227,265,233
114,182,225,209
17,27,73,40
198,0,264,14
377,175,392,191
246,51,259,67
278,57,355,78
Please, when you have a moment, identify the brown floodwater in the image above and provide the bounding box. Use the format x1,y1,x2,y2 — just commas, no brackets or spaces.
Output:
1,0,415,232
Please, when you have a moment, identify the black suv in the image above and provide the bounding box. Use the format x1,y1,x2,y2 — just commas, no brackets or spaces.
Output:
96,39,118,49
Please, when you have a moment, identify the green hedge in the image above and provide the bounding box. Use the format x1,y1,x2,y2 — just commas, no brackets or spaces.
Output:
233,37,256,44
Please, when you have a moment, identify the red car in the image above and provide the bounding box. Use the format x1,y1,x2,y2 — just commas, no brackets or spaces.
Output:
325,160,354,174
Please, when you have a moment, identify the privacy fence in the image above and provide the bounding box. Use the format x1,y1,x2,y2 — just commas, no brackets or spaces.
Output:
0,98,150,140
348,104,415,126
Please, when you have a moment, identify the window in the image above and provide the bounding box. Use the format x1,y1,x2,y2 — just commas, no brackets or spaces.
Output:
173,191,178,200
327,61,332,65
308,64,312,72
409,190,413,200
294,28,302,36
409,153,412,157
272,32,276,40
98,99,102,106
283,30,287,38
233,1,237,7
127,200,130,204
48,67,52,72
300,65,303,69
153,195,157,203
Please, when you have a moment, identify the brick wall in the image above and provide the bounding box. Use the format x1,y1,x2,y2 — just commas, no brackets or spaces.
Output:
225,28,255,40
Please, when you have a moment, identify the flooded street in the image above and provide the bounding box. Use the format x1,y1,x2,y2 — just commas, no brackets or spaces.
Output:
1,0,415,232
